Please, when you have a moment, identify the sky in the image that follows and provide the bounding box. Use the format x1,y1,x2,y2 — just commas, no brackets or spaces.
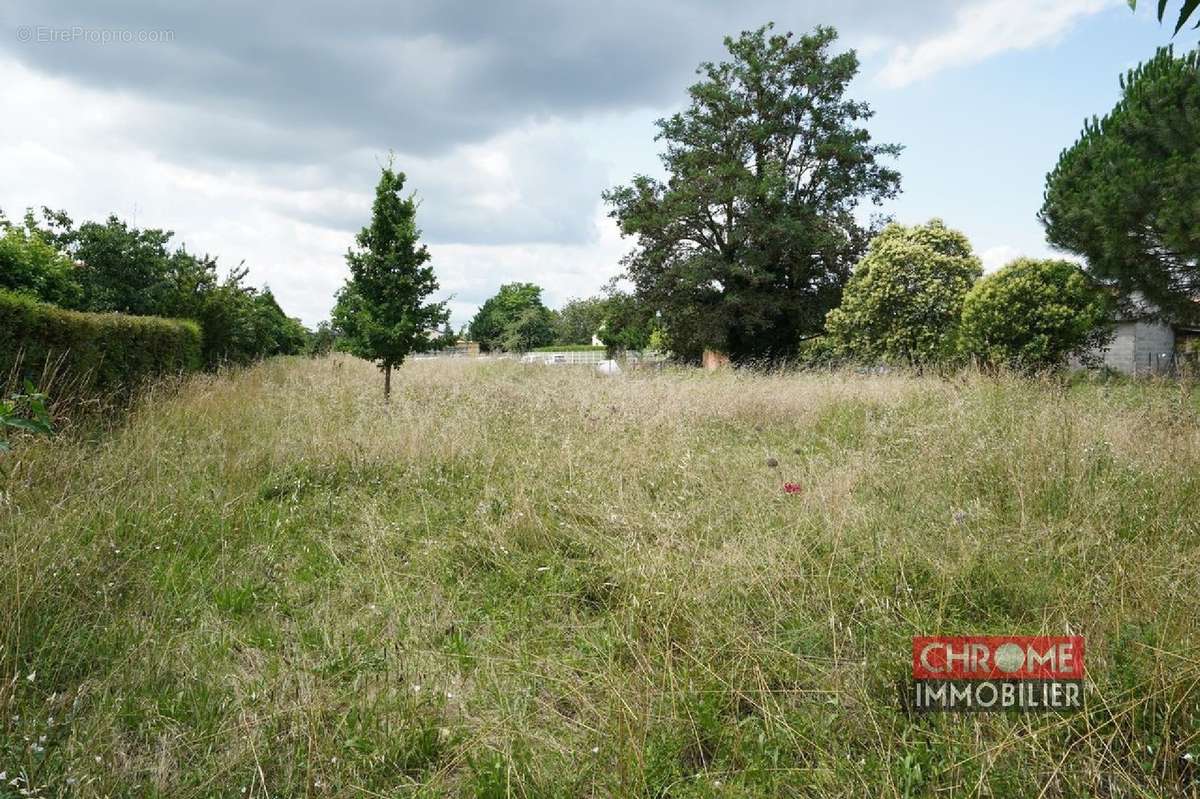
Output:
0,1,1190,328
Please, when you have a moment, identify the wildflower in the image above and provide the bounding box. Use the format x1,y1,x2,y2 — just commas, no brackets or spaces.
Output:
952,509,967,526
783,483,803,495
25,671,35,683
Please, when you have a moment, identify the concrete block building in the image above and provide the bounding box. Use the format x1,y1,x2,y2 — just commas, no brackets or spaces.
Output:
1092,296,1200,375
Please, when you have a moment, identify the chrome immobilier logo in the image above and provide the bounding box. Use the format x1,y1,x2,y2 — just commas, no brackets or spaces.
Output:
908,635,1085,712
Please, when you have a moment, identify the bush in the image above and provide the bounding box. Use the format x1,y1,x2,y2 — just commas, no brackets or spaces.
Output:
792,335,840,369
0,290,201,395
0,224,82,308
958,258,1113,371
825,220,982,366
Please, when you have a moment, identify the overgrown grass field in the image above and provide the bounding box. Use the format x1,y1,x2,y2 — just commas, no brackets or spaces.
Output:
3,356,1199,797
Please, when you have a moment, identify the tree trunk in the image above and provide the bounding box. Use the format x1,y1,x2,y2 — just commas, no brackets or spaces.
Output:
383,363,392,401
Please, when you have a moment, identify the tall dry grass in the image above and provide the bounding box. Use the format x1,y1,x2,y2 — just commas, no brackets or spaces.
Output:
1,355,1198,797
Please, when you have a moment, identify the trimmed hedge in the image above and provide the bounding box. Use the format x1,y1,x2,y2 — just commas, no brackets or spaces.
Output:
0,290,202,394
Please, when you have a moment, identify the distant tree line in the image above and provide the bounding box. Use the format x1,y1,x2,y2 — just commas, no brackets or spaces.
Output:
0,207,312,368
462,281,660,357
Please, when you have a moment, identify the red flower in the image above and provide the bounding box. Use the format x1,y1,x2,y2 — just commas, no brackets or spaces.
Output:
783,483,803,495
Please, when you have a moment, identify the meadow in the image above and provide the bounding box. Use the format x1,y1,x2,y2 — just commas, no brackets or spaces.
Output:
2,355,1199,797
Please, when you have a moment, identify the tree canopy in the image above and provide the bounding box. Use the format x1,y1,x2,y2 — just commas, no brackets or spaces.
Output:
0,222,81,308
554,296,608,345
467,282,556,352
596,290,658,354
1041,46,1200,324
825,220,981,366
959,258,1113,371
605,24,901,364
333,164,447,397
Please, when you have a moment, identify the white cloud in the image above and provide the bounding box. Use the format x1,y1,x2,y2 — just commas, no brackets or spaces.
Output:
980,245,1020,272
878,0,1113,88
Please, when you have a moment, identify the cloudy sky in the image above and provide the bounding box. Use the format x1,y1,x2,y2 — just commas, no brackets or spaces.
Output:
0,1,1185,327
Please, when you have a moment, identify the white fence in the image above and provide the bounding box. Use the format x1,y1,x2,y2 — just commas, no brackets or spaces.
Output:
519,350,607,365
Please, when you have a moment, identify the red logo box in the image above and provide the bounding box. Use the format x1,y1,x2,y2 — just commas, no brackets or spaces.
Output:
913,636,1085,680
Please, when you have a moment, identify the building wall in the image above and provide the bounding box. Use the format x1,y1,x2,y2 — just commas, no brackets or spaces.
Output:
1098,322,1137,373
1132,320,1175,375
1097,320,1175,374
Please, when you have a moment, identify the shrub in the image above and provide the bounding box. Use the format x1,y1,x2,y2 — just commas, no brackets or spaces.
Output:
0,224,83,308
825,220,982,366
0,290,202,395
792,335,840,369
958,258,1113,371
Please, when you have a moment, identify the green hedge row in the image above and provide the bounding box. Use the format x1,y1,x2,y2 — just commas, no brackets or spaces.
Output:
0,290,202,394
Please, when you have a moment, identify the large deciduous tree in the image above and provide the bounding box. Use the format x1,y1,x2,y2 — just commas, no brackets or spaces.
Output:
825,220,981,366
334,164,447,399
604,24,901,364
1040,47,1200,324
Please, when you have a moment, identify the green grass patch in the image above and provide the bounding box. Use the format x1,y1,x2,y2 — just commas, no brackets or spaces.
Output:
2,356,1198,796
